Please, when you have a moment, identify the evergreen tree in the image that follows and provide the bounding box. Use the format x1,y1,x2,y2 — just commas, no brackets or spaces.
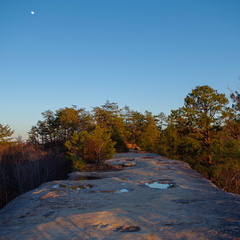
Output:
0,124,14,145
168,85,229,164
183,85,229,164
65,126,116,170
92,101,127,152
139,111,161,152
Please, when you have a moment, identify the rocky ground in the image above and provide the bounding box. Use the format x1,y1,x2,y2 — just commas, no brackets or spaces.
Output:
0,152,240,240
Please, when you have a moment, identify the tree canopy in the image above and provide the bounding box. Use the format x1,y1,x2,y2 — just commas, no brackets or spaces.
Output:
170,85,229,164
0,124,14,145
25,87,240,194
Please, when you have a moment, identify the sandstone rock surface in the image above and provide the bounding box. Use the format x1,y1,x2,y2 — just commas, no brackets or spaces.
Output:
1,153,240,240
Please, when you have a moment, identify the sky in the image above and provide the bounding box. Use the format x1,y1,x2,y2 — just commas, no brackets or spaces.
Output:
1,0,240,140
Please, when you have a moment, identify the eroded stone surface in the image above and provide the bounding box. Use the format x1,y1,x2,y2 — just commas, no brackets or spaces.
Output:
1,152,240,240
119,161,136,167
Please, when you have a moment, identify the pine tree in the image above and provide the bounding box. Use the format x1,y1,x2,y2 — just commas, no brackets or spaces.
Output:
0,124,14,145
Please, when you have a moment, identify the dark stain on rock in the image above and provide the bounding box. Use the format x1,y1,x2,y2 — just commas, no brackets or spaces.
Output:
43,211,55,218
119,162,136,167
155,161,178,165
115,226,141,232
172,199,201,204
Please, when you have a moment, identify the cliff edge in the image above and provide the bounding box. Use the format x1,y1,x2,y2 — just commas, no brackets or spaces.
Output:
0,153,240,239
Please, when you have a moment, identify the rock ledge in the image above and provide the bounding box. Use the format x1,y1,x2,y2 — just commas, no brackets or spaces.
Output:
1,152,240,240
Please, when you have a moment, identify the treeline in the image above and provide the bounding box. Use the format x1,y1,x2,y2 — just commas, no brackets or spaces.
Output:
27,101,165,170
160,85,240,194
28,85,240,194
0,101,164,208
1,85,240,208
28,101,164,156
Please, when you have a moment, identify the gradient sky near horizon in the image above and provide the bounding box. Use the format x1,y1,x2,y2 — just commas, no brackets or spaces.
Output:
1,0,240,140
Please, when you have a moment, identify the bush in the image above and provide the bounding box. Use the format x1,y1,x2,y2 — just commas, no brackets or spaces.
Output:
69,155,86,172
65,126,116,171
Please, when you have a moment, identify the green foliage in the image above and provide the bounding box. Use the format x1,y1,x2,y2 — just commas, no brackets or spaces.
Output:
84,126,116,163
92,101,127,152
65,126,116,170
65,131,87,157
168,85,229,164
27,90,240,194
0,124,14,145
65,131,88,171
157,85,240,194
139,112,161,152
29,106,93,145
124,110,146,144
68,155,86,172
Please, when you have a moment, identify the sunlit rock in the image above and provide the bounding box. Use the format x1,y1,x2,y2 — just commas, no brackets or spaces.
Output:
1,152,240,240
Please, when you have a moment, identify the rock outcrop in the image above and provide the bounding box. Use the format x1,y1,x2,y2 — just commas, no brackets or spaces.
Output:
1,153,240,239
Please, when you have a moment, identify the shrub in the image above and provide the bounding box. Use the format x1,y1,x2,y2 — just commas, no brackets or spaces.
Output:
65,126,116,171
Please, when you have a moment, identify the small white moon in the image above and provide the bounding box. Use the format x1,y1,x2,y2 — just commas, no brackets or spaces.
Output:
31,11,35,15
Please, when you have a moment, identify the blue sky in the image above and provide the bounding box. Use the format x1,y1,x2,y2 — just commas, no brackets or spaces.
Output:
1,0,240,139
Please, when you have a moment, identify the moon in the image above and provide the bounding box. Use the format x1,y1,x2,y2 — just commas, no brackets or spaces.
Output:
31,11,35,15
